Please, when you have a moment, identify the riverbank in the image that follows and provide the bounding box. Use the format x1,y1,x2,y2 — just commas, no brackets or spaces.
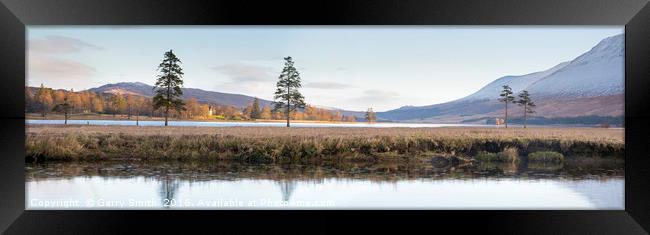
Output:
26,113,360,124
25,125,624,163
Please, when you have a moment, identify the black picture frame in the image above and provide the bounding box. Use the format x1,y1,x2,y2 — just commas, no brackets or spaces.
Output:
1,0,649,233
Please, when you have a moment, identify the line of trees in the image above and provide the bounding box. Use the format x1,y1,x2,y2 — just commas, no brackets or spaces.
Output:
26,85,358,123
499,85,536,128
27,51,359,126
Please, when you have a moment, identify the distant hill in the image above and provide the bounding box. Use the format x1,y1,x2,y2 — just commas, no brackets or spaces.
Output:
82,82,366,117
378,34,624,124
86,82,274,109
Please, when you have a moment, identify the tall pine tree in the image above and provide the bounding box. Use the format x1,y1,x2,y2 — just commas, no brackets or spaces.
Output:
498,85,515,128
273,57,306,127
153,50,185,126
250,97,261,120
516,90,536,128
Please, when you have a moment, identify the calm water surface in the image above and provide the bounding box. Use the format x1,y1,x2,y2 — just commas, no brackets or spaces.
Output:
26,160,623,209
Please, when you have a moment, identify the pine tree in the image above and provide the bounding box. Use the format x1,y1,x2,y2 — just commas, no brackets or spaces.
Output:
516,90,536,128
153,50,186,126
250,97,261,120
273,56,306,127
498,85,515,128
365,108,377,123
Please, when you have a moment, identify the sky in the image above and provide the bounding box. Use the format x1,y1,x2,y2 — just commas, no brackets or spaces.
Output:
27,26,623,111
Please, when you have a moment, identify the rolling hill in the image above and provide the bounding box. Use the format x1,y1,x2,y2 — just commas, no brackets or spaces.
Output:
86,82,274,109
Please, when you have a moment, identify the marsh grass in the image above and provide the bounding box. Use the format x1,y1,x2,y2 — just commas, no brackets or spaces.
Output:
474,147,519,163
25,125,624,162
528,151,565,163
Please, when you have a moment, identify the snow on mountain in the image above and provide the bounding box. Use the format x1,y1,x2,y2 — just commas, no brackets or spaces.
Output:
379,33,624,122
460,61,570,101
526,34,624,98
458,33,623,101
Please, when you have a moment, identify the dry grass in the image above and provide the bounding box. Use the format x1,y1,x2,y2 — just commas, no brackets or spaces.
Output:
26,125,625,162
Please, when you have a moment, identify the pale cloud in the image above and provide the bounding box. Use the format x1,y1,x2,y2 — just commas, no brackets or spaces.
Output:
213,63,276,82
304,82,354,89
28,55,98,89
340,89,402,111
215,81,275,100
27,35,100,89
30,56,96,77
362,89,400,99
29,35,102,54
212,63,279,98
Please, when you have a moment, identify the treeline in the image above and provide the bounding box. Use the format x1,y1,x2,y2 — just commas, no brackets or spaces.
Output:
25,84,357,122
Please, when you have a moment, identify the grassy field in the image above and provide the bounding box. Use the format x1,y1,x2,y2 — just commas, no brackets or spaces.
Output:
26,125,624,163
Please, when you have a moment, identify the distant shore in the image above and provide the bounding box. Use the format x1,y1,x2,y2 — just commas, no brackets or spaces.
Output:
26,113,360,124
26,125,624,163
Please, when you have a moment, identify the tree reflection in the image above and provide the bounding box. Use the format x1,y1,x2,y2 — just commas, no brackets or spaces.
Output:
158,176,180,208
277,180,297,202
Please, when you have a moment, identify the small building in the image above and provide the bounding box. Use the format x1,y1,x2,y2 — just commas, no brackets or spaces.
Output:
495,118,505,125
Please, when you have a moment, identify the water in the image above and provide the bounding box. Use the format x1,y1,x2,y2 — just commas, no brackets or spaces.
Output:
26,161,624,210
26,119,492,128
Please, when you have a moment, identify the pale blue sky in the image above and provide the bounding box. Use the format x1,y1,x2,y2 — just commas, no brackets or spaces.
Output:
27,26,623,111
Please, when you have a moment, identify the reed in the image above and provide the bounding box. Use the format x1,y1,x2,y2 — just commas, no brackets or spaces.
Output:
25,125,625,162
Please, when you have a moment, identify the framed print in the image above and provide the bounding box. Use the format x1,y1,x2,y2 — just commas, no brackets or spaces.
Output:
1,0,649,233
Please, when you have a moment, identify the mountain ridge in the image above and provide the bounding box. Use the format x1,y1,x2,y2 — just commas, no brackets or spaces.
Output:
86,82,274,109
378,33,624,122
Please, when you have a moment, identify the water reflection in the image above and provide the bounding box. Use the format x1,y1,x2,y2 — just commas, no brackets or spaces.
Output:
25,159,624,209
278,180,297,202
159,176,180,208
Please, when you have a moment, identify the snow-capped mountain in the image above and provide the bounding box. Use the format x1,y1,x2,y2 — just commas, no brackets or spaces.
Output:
378,33,624,123
460,61,570,101
526,34,624,98
462,33,623,101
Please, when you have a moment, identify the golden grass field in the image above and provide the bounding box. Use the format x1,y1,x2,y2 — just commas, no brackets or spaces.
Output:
26,125,624,162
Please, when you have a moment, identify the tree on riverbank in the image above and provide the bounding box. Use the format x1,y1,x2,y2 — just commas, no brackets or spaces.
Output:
51,90,73,125
273,56,306,127
260,105,272,119
153,50,186,126
36,84,53,117
251,97,261,120
110,93,126,117
498,85,515,128
516,90,536,128
365,108,376,123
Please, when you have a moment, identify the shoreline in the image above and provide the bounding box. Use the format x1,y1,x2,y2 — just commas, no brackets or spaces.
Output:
25,115,623,128
25,114,363,124
26,125,625,163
